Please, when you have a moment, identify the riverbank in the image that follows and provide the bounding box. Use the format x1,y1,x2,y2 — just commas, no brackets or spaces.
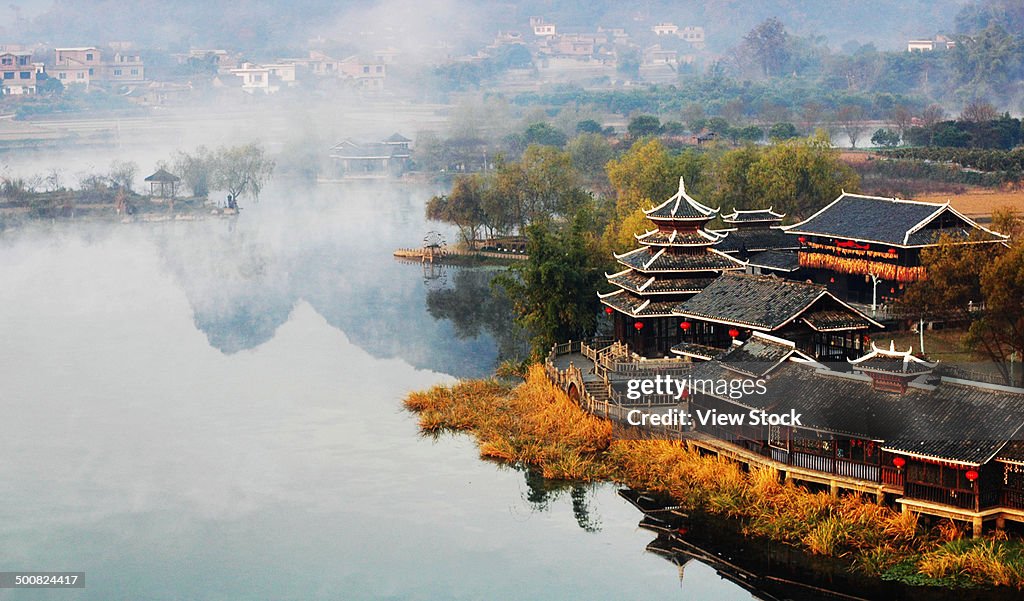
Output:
403,365,1024,590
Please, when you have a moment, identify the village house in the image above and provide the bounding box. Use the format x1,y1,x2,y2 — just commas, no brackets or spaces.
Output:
278,51,385,90
125,81,193,106
337,56,386,90
651,22,679,36
48,47,146,87
0,51,36,95
907,34,956,52
104,52,144,83
229,63,274,93
50,47,101,86
679,26,706,49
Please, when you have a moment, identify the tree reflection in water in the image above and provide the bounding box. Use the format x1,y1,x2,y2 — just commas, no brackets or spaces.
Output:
522,468,602,533
425,267,529,368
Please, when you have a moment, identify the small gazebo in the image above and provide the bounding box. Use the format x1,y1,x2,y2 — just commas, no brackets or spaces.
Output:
144,168,181,198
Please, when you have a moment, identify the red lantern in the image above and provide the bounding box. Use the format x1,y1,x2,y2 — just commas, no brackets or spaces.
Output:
798,236,807,244
680,321,692,331
888,248,897,255
890,287,895,294
892,457,906,469
966,469,979,482
728,328,740,338
634,322,644,331
604,306,614,315
829,277,835,283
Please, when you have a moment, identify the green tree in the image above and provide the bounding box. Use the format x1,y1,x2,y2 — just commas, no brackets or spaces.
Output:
617,48,640,81
568,133,614,187
904,213,1021,385
768,122,799,141
738,17,790,78
576,119,603,134
870,128,901,147
971,239,1024,386
496,210,608,358
709,145,761,210
173,146,216,197
746,131,859,217
524,122,568,147
426,175,485,244
491,145,579,232
211,143,275,203
627,115,662,138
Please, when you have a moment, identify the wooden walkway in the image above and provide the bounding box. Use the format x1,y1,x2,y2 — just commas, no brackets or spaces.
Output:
393,247,527,262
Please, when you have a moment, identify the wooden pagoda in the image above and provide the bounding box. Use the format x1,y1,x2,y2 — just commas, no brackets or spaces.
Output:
600,178,744,356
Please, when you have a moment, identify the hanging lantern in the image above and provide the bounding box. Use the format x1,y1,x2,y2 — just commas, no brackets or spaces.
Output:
728,328,740,338
829,277,835,283
680,321,692,331
888,248,897,255
634,322,644,331
604,306,614,315
892,457,906,469
966,469,979,482
890,287,895,294
798,236,807,244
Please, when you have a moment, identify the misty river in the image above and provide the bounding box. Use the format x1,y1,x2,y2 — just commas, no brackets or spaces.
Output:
0,181,758,600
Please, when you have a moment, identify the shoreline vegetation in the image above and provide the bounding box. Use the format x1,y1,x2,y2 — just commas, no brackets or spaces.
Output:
404,365,1024,590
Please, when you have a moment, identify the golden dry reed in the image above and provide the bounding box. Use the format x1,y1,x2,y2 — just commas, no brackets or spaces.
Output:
404,365,1024,589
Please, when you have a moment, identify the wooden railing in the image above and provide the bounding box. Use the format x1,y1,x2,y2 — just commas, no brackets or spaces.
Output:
905,482,978,511
881,466,904,487
1000,489,1024,509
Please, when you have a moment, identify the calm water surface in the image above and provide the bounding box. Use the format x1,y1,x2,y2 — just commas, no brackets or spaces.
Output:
0,182,753,600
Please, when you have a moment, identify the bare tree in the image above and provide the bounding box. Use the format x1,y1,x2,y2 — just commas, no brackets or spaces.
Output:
960,99,999,123
45,168,63,192
108,160,139,192
889,105,913,141
919,104,946,129
835,105,866,148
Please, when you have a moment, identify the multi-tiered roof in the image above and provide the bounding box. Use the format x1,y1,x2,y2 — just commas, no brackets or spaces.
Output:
713,207,800,265
600,178,744,318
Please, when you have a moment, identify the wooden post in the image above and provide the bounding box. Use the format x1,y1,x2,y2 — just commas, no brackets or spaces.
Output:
829,480,839,498
996,516,1006,532
972,515,983,539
